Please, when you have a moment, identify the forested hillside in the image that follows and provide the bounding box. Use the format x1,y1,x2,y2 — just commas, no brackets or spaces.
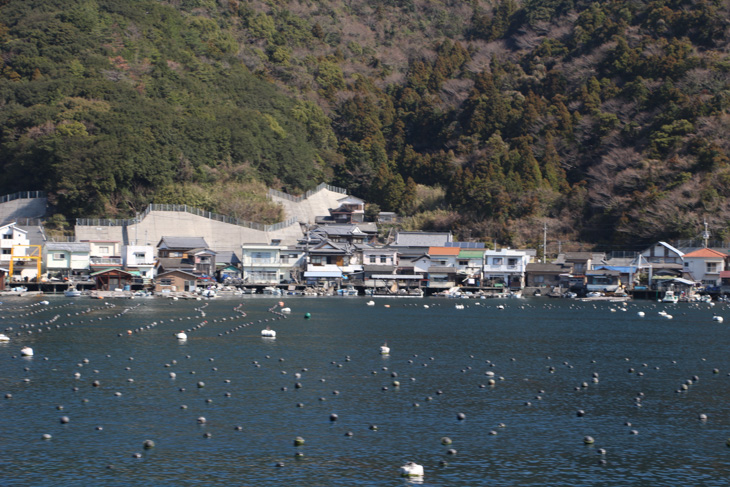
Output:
2,0,730,250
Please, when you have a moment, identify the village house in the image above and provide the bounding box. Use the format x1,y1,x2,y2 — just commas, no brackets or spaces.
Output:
328,195,366,223
482,248,530,290
240,244,305,285
122,245,155,281
525,262,573,289
43,242,91,280
682,248,728,287
585,269,623,293
83,240,122,271
456,246,485,286
0,222,30,264
155,237,216,279
154,270,198,294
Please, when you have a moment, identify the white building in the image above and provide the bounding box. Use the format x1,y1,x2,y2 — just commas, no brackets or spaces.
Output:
241,244,305,284
123,245,156,279
682,248,727,286
482,249,530,289
0,222,30,264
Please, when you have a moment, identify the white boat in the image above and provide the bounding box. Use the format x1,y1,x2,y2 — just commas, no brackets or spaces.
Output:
262,286,283,296
261,327,276,338
64,287,82,297
0,333,9,342
20,346,33,357
662,290,679,303
337,285,358,296
380,343,390,355
200,289,217,298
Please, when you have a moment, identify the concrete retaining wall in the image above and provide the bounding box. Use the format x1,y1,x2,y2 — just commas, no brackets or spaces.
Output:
0,198,47,223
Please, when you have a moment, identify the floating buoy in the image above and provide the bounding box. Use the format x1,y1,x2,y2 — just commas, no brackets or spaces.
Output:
278,301,285,307
713,316,724,323
281,308,291,314
304,312,311,320
637,311,645,317
366,300,375,306
20,346,33,357
261,328,276,338
176,331,187,340
399,462,424,477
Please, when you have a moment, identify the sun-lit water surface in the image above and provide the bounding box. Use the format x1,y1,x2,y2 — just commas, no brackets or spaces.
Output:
1,295,730,486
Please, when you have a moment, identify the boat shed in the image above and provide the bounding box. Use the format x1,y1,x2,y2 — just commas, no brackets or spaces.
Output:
91,268,134,291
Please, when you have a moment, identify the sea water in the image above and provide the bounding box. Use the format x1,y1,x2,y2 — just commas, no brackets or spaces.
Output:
1,296,729,486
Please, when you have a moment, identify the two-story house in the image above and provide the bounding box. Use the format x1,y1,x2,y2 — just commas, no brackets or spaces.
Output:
44,242,91,280
0,222,30,263
155,237,216,279
83,240,122,272
240,244,305,285
483,249,530,289
123,245,155,281
682,248,728,287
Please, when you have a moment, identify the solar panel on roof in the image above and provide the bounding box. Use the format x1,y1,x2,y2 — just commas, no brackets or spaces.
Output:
444,242,485,249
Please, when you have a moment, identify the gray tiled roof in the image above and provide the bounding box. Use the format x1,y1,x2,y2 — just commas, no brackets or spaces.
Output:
45,242,91,252
393,232,452,247
158,236,209,249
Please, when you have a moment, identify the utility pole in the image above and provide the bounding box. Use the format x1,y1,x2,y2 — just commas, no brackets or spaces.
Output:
703,219,711,248
543,222,547,262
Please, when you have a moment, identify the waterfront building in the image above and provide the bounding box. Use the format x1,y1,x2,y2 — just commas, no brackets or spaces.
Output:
682,247,728,287
43,242,91,280
482,248,530,290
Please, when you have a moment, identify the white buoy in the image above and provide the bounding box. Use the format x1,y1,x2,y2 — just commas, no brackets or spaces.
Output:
713,315,724,323
455,304,465,310
496,304,505,310
0,333,9,342
261,328,276,338
21,346,34,357
400,462,424,477
423,304,429,309
366,300,375,306
280,307,291,314
637,311,645,317
40,300,49,305
176,331,188,340
380,343,390,355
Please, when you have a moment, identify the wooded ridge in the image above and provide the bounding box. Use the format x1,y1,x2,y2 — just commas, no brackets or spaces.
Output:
2,0,729,250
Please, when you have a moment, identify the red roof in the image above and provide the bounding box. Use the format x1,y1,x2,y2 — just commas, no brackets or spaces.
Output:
683,248,728,258
428,247,461,256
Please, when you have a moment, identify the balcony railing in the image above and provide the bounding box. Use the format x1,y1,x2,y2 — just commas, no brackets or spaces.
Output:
90,257,122,266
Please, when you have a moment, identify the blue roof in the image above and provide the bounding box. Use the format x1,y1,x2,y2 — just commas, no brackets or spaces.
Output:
594,265,636,273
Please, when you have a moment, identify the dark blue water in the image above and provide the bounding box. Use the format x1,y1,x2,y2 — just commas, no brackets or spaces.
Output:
1,296,730,486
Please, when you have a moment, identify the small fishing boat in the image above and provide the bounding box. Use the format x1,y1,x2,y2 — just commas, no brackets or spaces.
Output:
662,290,679,304
20,346,33,356
380,342,390,355
0,333,9,342
64,286,82,297
261,327,276,338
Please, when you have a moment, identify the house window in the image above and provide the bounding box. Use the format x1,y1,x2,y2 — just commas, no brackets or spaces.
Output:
311,256,322,265
492,258,503,265
54,253,66,259
369,256,376,264
2,234,11,239
534,275,545,283
508,258,518,266
133,252,145,259
707,262,719,273
380,256,387,264
98,246,110,255
574,263,585,273
2,249,10,255
159,278,173,286
459,260,468,266
280,255,289,264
